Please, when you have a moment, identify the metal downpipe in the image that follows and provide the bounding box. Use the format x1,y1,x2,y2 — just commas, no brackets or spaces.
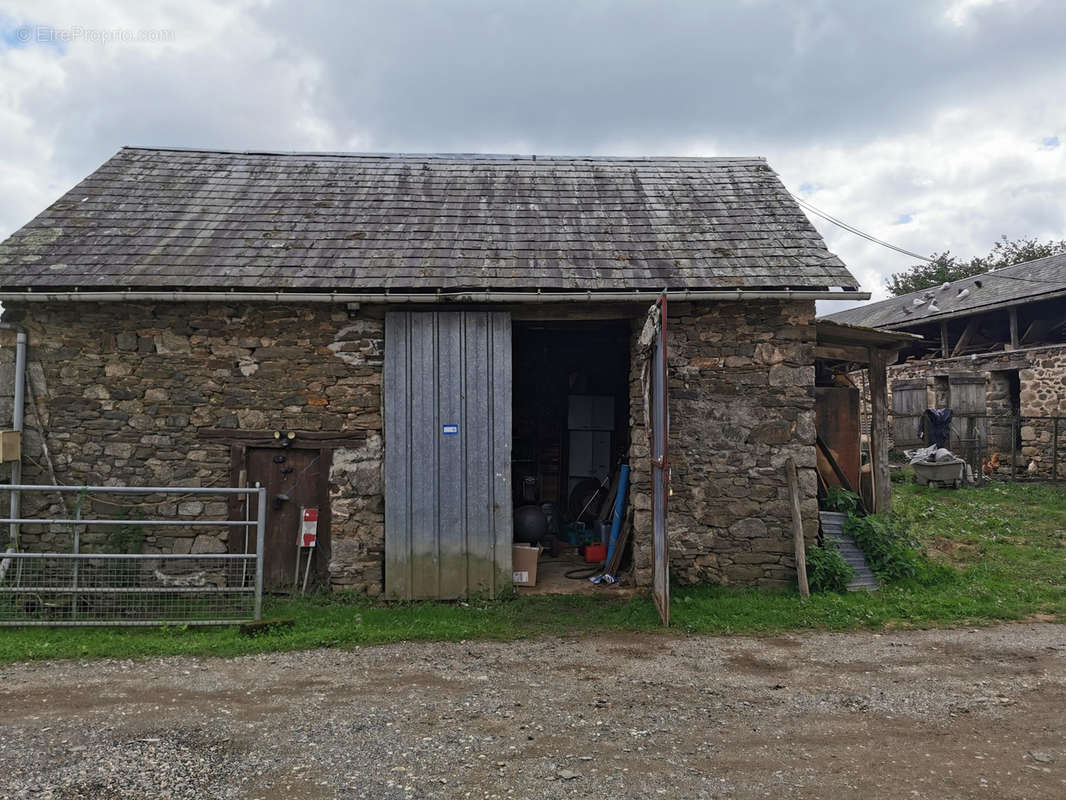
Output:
9,332,26,551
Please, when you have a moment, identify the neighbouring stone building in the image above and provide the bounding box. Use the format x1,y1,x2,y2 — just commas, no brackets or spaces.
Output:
825,253,1066,479
0,147,867,609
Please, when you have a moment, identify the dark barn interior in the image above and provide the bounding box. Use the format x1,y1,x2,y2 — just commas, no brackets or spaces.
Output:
510,320,632,592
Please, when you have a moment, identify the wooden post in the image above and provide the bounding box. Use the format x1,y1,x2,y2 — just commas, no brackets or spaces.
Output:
940,321,950,359
1053,417,1059,481
785,457,809,600
867,347,892,514
1009,307,1019,350
951,318,979,357
1010,418,1017,481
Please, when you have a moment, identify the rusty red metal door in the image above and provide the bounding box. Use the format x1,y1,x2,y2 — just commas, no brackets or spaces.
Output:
650,294,670,626
244,448,325,590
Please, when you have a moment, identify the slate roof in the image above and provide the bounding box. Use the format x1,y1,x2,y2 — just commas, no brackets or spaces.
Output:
824,252,1066,329
0,147,858,293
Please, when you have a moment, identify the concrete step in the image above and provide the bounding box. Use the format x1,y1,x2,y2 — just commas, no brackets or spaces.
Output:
819,512,879,593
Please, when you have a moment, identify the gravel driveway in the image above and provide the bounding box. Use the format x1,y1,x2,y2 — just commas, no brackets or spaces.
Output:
1,623,1065,799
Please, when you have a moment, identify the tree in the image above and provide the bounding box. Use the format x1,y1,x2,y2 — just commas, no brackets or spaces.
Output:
884,235,1066,296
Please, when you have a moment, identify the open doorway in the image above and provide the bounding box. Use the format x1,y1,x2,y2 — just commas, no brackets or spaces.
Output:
511,320,632,594
990,368,1022,452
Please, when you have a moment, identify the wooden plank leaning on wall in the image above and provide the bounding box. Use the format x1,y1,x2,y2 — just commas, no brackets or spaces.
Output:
867,346,892,514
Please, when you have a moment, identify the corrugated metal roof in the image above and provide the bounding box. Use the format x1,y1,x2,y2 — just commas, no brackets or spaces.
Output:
824,252,1066,329
0,147,858,293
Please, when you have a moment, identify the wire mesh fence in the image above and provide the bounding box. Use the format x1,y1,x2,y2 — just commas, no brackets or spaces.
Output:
0,484,265,626
891,414,1066,482
0,553,257,625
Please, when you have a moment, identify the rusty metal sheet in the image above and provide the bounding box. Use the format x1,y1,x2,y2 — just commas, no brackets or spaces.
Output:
814,387,861,491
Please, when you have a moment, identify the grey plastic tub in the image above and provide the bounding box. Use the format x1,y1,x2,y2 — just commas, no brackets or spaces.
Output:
913,459,966,489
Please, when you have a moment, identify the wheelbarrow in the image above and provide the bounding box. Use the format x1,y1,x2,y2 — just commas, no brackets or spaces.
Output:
913,458,966,489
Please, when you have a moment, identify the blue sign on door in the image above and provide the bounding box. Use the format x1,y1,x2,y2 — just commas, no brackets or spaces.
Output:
442,424,459,436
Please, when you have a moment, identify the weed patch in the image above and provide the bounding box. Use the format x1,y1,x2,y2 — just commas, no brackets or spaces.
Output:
807,540,854,593
845,513,924,582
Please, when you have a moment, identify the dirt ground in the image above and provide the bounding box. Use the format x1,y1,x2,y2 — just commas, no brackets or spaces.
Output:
516,550,638,596
1,623,1065,799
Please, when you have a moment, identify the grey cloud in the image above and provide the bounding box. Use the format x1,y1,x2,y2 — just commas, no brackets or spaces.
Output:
250,0,1066,154
1,0,1065,301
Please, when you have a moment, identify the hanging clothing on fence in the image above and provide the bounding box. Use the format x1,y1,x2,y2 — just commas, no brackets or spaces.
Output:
918,408,953,449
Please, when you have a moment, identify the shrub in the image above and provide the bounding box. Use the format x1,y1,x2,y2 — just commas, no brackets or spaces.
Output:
845,513,923,583
807,541,854,593
823,487,861,514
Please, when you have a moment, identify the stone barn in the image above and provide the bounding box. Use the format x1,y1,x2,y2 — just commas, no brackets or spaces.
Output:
0,147,866,613
825,253,1066,479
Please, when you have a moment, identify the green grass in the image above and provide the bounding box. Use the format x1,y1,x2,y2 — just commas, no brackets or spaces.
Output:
2,480,1064,664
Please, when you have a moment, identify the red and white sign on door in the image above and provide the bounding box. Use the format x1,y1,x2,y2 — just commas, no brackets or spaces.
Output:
299,507,319,548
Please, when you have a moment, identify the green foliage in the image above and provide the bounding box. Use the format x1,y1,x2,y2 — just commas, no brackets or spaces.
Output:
807,540,854,593
822,487,861,514
94,503,147,556
845,512,924,582
101,523,146,555
884,235,1066,296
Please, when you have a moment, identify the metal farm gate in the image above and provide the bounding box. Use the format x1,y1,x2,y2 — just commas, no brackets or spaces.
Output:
0,484,265,626
384,311,513,600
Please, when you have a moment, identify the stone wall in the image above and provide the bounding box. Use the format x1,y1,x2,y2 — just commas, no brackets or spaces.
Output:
886,344,1066,478
627,300,819,590
0,303,385,593
3,298,823,596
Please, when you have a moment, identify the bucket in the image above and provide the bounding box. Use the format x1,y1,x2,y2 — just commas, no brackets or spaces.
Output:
564,522,585,546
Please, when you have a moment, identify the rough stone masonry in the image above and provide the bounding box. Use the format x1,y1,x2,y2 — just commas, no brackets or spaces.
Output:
0,302,386,594
886,343,1066,479
627,300,819,590
1,298,819,595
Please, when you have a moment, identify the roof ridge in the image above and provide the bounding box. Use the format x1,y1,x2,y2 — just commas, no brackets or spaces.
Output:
836,250,1066,312
119,145,768,163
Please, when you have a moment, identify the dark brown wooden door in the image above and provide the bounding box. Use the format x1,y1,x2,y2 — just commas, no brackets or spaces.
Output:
243,448,325,590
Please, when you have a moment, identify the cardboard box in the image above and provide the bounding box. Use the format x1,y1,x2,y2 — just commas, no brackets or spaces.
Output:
511,543,543,587
0,430,20,463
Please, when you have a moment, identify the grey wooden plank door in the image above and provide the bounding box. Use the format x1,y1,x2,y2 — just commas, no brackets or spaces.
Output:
384,311,512,600
948,373,988,461
650,295,670,627
891,379,928,448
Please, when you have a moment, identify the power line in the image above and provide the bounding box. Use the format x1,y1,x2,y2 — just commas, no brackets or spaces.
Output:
790,193,1066,289
789,193,934,262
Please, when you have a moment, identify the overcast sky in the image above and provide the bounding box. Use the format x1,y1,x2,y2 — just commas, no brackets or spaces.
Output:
2,0,1065,308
